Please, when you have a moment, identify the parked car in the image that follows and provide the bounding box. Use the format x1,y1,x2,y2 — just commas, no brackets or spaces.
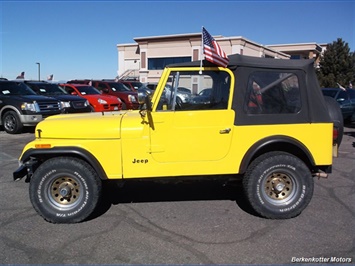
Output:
146,82,192,105
321,88,355,122
59,83,122,112
67,80,139,110
24,81,92,113
191,88,212,104
0,80,63,134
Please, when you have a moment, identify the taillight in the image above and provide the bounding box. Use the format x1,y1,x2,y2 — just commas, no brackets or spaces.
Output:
333,127,339,145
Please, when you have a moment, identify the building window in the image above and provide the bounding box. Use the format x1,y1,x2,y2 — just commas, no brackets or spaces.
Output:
148,57,191,70
193,49,199,61
141,52,146,68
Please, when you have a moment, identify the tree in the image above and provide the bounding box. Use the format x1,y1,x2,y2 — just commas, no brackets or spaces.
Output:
317,38,355,88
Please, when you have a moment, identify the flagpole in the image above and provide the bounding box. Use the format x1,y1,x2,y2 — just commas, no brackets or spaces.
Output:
199,26,203,74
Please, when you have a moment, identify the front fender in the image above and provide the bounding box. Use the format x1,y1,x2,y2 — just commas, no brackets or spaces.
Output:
13,147,109,182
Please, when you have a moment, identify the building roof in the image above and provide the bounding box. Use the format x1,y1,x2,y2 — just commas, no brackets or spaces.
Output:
134,33,203,42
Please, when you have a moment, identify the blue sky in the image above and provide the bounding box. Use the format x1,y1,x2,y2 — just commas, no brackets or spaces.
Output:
1,1,354,81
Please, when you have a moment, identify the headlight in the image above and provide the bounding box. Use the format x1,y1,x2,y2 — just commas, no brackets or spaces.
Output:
117,97,122,103
84,100,89,107
21,102,40,112
98,98,107,104
128,94,137,103
61,101,71,108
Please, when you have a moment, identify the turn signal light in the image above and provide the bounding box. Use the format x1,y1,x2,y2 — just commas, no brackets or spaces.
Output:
35,144,52,149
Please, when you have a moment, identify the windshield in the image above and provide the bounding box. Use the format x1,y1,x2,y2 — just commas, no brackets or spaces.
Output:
177,87,191,94
128,82,143,90
0,82,37,95
109,82,131,92
77,86,101,95
199,88,212,96
33,84,67,95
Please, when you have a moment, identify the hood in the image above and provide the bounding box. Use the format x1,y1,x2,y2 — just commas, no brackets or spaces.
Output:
8,94,58,102
91,94,119,102
36,111,126,139
44,94,87,102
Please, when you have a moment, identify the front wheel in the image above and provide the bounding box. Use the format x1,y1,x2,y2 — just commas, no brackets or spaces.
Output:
3,110,23,134
243,152,313,219
29,157,102,223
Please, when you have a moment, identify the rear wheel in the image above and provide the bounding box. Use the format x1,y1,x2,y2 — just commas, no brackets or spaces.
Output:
29,157,102,223
243,151,313,219
2,110,23,134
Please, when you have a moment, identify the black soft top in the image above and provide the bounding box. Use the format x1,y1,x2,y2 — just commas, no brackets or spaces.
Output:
168,54,330,125
168,54,314,71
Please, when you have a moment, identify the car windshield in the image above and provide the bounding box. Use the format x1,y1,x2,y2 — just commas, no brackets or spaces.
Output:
128,82,143,90
34,84,68,95
109,82,131,92
177,87,191,94
77,86,101,95
0,82,37,95
199,88,212,96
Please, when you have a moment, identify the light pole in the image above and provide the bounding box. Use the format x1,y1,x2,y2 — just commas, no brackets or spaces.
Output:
36,62,40,81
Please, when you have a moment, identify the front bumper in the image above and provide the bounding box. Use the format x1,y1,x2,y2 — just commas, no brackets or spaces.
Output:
19,114,43,126
13,157,37,182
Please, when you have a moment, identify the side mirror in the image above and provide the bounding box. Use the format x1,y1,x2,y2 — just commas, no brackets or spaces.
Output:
138,87,153,112
137,89,147,104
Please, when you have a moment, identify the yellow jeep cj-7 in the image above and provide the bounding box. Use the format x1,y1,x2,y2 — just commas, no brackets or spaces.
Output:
13,54,342,223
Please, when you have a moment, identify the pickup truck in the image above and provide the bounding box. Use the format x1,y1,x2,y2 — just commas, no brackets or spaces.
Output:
13,54,341,223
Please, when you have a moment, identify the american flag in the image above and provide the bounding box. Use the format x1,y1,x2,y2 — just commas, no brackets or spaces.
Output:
16,71,25,79
202,27,229,67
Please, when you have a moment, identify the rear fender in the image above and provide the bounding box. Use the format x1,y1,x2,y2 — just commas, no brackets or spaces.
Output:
239,135,315,174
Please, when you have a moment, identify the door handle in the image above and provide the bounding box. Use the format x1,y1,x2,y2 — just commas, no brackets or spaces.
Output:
219,128,231,134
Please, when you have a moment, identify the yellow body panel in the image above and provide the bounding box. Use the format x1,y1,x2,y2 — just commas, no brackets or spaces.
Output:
23,117,333,180
122,122,332,179
37,111,123,139
23,138,123,179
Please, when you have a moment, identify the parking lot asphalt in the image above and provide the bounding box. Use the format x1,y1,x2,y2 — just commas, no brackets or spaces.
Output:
0,125,354,265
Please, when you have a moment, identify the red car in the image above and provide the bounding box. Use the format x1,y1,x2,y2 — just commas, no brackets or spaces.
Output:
67,80,139,110
59,83,122,112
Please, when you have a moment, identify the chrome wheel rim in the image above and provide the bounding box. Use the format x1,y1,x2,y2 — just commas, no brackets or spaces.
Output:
4,115,15,131
262,172,296,205
48,176,82,209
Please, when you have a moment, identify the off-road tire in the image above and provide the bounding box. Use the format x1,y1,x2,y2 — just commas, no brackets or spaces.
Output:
3,110,23,134
29,157,102,223
243,151,313,219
